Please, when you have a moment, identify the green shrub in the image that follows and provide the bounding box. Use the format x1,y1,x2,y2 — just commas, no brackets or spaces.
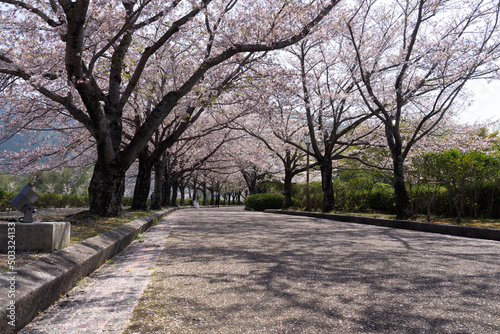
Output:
36,193,89,208
36,194,64,208
0,190,13,212
367,186,395,213
122,197,133,207
245,193,284,211
409,185,447,217
0,192,89,211
292,182,323,211
175,198,193,206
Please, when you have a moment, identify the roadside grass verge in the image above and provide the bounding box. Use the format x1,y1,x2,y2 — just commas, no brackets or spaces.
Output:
0,209,158,273
64,210,154,244
319,210,500,230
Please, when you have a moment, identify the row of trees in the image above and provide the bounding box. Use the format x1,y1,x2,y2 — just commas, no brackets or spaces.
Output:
1,0,500,219
229,0,500,219
0,0,340,216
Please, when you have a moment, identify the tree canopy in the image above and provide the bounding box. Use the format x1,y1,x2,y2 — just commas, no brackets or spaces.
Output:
1,0,499,217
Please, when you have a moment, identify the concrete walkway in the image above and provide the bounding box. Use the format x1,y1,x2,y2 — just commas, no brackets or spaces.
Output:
20,207,500,333
19,215,175,333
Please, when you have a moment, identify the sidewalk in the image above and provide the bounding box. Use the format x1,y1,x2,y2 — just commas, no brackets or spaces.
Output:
19,215,175,333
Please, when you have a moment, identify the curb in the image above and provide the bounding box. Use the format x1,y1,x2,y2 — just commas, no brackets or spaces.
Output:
264,210,500,242
0,208,179,333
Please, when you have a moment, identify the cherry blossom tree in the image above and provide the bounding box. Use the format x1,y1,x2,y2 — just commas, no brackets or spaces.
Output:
229,64,314,208
154,123,240,208
226,133,280,195
345,0,500,218
0,73,14,93
0,87,95,173
233,118,311,207
229,28,381,211
191,148,248,205
0,0,340,216
286,39,377,212
127,49,259,210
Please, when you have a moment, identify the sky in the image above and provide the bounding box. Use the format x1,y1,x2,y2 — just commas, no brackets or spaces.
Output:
458,79,500,125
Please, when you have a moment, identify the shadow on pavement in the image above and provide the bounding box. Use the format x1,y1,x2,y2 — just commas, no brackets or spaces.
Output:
126,207,500,333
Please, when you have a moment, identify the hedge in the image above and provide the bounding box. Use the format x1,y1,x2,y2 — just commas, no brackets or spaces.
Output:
245,194,284,211
0,191,89,212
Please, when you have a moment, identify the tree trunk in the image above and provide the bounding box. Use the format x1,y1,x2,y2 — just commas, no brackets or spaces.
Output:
202,183,207,206
210,188,215,205
283,169,293,209
179,183,185,206
192,176,197,201
242,170,259,195
393,157,412,219
320,159,335,212
162,174,171,207
151,161,163,210
131,148,151,211
171,181,179,207
89,160,126,217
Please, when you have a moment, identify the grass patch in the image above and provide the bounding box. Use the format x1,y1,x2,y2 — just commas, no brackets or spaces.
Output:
415,216,500,230
260,207,500,230
333,211,396,220
75,278,86,286
332,211,500,230
66,210,153,244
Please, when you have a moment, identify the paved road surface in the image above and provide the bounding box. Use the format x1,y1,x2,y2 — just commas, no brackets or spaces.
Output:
22,207,500,333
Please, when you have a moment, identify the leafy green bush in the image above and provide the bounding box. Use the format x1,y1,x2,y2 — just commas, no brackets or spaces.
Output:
36,193,89,208
415,149,500,219
0,190,12,212
245,194,284,211
0,192,89,211
36,193,65,208
367,186,395,213
123,197,133,207
292,182,324,211
174,198,193,206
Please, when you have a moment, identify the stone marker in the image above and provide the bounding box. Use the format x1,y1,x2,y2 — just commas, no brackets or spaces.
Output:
0,222,71,253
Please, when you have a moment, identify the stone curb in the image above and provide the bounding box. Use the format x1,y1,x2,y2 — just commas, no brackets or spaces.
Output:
264,210,500,241
0,207,179,333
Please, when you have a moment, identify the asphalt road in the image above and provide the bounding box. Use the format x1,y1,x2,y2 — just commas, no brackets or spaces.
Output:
123,207,500,333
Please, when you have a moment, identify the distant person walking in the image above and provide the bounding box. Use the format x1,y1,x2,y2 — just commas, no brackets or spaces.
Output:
216,194,220,208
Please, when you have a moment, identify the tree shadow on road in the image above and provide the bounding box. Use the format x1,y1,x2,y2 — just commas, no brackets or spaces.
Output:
126,208,500,333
